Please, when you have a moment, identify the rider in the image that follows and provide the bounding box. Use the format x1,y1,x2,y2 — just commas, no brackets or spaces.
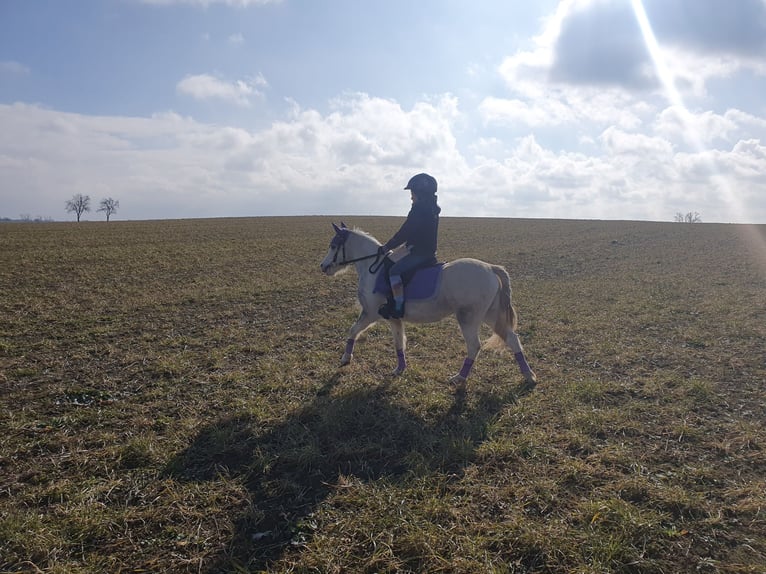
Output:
378,173,441,319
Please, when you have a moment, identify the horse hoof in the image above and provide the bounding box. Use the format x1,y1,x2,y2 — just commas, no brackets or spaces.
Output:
392,367,405,376
517,379,537,395
340,353,352,366
448,374,466,388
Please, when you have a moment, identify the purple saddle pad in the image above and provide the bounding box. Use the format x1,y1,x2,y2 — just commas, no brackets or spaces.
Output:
374,263,445,300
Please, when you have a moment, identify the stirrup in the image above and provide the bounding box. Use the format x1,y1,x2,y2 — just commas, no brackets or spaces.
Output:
378,299,405,319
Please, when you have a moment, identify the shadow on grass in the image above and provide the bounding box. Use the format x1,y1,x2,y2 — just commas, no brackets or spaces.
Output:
165,376,517,572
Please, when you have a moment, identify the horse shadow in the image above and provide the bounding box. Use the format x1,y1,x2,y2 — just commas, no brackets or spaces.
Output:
165,376,518,572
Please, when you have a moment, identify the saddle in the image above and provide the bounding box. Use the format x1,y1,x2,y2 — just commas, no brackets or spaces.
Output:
373,256,444,301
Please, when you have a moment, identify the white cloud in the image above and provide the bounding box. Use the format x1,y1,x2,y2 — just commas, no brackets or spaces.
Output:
653,106,766,151
487,1,659,131
491,0,766,133
543,0,766,93
228,33,245,44
466,0,766,224
176,74,267,106
479,88,648,131
2,88,766,223
0,60,31,75
599,126,673,156
0,96,467,220
479,96,573,128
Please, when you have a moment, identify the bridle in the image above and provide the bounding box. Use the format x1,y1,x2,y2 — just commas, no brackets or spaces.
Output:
329,232,386,274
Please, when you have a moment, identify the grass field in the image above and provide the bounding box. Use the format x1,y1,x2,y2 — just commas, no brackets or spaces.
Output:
1,216,765,573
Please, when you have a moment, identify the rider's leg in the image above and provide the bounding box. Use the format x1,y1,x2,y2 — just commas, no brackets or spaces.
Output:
390,274,404,315
387,254,430,318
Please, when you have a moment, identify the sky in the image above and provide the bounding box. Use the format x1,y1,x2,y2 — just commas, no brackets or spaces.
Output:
2,0,766,223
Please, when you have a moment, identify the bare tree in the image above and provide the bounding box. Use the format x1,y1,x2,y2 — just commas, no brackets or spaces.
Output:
65,194,91,222
98,197,120,222
674,211,702,223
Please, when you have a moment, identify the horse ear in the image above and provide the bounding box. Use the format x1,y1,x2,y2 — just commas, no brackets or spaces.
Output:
332,223,341,234
340,221,347,229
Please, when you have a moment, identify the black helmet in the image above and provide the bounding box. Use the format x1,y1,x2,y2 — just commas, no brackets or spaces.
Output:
404,173,437,196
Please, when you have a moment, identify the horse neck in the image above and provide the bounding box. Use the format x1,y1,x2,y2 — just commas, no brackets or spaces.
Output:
347,231,379,259
347,231,382,278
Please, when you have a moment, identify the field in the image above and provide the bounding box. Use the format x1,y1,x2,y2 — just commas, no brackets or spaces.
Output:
1,216,765,573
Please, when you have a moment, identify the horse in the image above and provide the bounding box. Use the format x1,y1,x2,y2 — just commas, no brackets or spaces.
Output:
320,222,537,391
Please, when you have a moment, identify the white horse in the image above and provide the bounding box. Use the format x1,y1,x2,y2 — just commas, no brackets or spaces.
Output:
320,223,537,391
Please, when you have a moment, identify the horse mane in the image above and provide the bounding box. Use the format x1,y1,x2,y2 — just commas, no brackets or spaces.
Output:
349,227,382,246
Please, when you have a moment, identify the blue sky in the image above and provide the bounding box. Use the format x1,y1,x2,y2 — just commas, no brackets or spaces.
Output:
2,0,766,223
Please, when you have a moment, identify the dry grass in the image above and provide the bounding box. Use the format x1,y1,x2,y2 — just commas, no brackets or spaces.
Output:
1,216,765,573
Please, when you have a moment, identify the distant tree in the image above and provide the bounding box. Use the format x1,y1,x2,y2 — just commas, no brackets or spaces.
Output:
98,197,120,222
674,211,702,223
65,194,91,222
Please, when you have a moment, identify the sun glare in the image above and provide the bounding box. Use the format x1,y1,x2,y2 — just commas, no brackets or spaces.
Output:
630,0,766,274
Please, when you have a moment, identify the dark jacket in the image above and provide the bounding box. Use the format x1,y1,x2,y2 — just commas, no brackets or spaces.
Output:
382,198,441,256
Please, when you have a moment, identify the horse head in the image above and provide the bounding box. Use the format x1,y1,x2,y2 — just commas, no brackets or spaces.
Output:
321,222,351,275
330,222,350,248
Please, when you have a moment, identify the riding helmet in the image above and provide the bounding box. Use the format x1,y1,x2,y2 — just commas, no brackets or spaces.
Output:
404,173,437,196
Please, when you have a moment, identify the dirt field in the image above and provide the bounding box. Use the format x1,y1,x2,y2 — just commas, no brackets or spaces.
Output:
1,216,765,573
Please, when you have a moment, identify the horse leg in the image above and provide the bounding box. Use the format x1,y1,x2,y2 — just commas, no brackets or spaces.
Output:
341,311,377,366
450,311,482,386
505,330,537,389
388,319,407,375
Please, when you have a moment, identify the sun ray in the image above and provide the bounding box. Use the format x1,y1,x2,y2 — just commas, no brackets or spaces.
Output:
630,0,766,275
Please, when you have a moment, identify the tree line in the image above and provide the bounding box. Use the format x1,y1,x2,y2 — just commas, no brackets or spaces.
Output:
65,194,120,222
674,211,702,223
7,198,703,224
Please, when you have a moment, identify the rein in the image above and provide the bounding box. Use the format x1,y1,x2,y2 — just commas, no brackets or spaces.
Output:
332,240,386,274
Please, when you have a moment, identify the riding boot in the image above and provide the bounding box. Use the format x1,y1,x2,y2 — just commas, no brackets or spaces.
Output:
378,275,405,319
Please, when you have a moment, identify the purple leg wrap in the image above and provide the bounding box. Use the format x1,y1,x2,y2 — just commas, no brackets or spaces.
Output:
458,358,475,379
345,338,355,356
515,351,531,374
396,349,406,372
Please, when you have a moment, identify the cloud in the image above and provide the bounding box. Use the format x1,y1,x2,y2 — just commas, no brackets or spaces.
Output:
2,92,766,223
496,0,766,109
479,96,574,128
0,60,31,75
644,0,766,58
0,96,467,220
486,1,659,131
550,1,654,89
653,106,766,150
176,74,267,106
477,0,766,227
599,125,673,156
219,93,468,211
228,33,245,44
479,88,649,132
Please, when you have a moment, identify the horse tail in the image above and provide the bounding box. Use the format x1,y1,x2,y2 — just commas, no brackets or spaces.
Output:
485,265,517,350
